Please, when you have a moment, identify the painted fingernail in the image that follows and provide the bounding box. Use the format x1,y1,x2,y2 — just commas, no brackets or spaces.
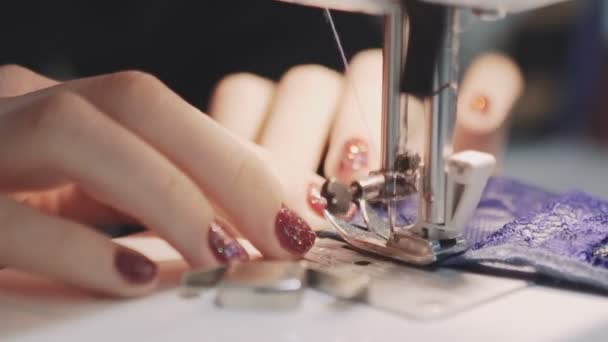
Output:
471,94,489,114
338,138,369,182
276,205,316,255
307,183,327,218
115,248,158,284
208,220,249,263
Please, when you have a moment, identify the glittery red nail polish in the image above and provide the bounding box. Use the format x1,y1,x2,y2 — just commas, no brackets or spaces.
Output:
337,138,369,182
208,220,249,263
275,205,316,255
307,183,327,218
114,248,157,284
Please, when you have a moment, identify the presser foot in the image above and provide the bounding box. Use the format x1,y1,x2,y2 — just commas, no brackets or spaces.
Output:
324,209,467,266
321,150,496,266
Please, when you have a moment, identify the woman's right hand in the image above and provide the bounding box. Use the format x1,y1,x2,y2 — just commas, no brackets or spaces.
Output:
209,51,524,229
0,65,315,297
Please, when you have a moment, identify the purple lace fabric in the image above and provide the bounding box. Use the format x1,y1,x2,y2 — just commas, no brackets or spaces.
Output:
349,177,608,290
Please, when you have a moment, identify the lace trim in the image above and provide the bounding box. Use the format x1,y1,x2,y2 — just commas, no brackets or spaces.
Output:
348,177,608,290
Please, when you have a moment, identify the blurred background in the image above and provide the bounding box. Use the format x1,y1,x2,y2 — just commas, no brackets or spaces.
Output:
1,0,607,196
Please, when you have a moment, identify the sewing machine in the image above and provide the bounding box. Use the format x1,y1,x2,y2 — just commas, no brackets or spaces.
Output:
277,0,570,265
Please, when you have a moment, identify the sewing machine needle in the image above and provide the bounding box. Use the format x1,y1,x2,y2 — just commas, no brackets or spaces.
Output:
388,200,397,235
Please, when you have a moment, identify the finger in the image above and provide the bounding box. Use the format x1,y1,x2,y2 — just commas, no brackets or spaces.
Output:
208,68,345,228
64,72,315,258
246,142,328,229
240,138,356,231
324,49,382,183
0,67,136,227
454,53,524,170
0,64,57,97
260,65,343,171
209,73,275,141
12,185,135,228
0,196,157,297
0,91,217,267
0,66,131,227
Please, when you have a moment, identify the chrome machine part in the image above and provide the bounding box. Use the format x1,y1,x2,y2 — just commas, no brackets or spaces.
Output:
272,0,544,265
418,6,459,229
275,0,570,14
215,261,308,311
305,237,527,320
325,210,468,264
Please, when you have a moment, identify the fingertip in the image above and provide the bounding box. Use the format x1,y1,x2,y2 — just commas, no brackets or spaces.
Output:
306,182,328,220
326,137,371,184
457,53,524,135
209,72,275,141
215,151,301,260
254,143,328,231
453,53,523,170
274,204,316,257
348,49,383,78
325,49,383,185
110,246,160,297
261,64,343,171
207,219,249,264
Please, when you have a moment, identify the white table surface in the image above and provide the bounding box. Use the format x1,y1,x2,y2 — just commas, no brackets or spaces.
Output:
1,236,607,342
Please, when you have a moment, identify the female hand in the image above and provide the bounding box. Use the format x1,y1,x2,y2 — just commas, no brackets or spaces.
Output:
0,66,315,297
209,50,524,228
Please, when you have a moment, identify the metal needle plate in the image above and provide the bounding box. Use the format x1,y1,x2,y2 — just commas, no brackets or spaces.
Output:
215,261,307,311
326,212,438,265
306,263,371,300
179,266,226,298
180,238,527,319
305,238,528,320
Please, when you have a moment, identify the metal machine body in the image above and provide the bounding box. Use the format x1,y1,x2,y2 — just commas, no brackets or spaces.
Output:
277,0,569,265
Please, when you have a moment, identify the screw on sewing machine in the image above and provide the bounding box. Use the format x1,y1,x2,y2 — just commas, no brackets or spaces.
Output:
320,179,354,215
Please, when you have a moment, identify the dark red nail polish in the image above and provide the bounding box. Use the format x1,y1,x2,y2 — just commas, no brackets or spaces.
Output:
208,220,249,263
307,183,327,218
337,138,369,182
275,205,316,255
114,248,157,284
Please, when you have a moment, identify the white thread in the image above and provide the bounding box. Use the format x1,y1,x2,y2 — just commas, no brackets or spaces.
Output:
324,9,378,158
324,8,351,73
